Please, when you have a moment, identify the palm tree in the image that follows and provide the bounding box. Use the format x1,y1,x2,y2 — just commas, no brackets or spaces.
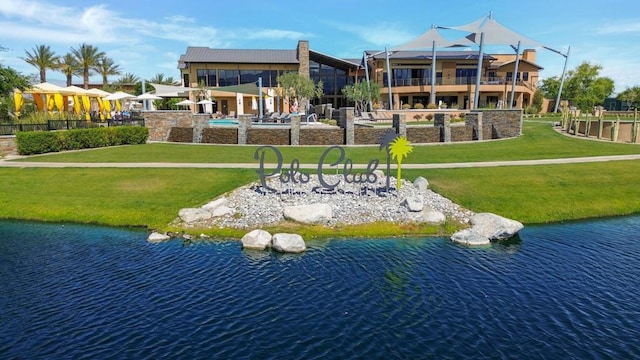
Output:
21,44,60,83
388,136,413,189
114,72,140,85
148,73,180,85
94,56,122,86
57,53,81,87
71,43,105,89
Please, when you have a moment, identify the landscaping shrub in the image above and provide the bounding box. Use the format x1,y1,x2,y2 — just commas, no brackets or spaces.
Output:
414,103,425,109
427,103,437,109
402,103,411,110
16,126,148,155
426,113,434,121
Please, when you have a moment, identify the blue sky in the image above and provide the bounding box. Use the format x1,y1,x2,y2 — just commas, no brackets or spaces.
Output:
1,0,640,93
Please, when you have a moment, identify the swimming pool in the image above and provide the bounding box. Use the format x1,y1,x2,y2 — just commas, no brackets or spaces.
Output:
209,119,238,126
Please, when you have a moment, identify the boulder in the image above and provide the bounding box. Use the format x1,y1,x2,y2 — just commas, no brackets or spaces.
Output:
241,229,272,250
202,197,228,211
403,195,424,212
419,208,446,223
178,208,213,223
283,203,332,224
272,233,306,253
148,232,171,243
414,176,429,192
211,206,234,217
470,213,524,240
450,229,491,246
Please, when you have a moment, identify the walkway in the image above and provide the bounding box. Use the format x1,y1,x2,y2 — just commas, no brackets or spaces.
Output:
2,154,640,169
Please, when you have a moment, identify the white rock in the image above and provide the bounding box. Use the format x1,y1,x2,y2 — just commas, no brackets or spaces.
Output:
283,203,332,224
404,195,424,212
179,208,213,223
202,197,228,211
147,232,171,243
414,176,429,192
211,205,234,217
420,208,446,223
272,233,306,253
241,229,272,250
450,229,491,246
470,213,524,240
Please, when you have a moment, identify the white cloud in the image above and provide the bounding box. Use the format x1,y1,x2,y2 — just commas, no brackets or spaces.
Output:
597,20,640,35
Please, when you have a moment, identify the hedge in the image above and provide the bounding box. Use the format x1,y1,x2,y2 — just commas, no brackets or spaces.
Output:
16,126,149,155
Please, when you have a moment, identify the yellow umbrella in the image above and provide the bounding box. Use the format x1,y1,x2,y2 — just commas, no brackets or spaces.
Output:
13,90,23,117
115,99,122,112
95,97,105,120
103,99,112,119
54,93,64,112
82,95,91,120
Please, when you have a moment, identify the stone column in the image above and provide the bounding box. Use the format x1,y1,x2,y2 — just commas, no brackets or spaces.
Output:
192,114,210,143
340,107,355,145
238,115,252,145
434,113,451,142
290,115,301,145
465,112,483,140
392,113,406,137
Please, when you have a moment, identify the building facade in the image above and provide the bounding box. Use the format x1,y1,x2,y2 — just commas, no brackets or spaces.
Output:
178,40,542,113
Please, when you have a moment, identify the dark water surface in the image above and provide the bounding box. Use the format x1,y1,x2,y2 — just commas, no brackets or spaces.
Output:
1,217,639,359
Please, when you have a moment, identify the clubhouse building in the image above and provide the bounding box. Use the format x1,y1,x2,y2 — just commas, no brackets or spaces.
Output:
177,39,543,115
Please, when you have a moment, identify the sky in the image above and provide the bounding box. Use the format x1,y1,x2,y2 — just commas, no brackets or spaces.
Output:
1,0,640,93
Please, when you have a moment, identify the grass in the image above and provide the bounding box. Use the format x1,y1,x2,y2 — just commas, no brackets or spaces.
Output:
15,121,640,165
3,119,640,237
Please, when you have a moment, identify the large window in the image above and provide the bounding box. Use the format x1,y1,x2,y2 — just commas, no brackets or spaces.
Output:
197,69,207,86
456,68,477,85
183,73,189,87
218,70,239,86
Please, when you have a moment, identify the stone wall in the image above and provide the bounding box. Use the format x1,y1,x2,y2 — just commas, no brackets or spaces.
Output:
202,128,238,144
300,128,344,145
354,127,390,145
451,125,474,142
473,109,522,138
0,136,17,156
167,127,194,142
247,128,290,145
143,110,195,141
407,127,441,143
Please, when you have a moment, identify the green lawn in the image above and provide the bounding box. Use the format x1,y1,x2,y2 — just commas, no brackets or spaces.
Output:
2,120,640,236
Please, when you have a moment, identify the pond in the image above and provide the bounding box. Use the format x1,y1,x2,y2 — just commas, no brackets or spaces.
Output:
1,217,639,359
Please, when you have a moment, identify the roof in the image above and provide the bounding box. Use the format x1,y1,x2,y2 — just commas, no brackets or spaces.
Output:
366,50,497,61
179,46,299,64
489,58,544,70
309,49,360,69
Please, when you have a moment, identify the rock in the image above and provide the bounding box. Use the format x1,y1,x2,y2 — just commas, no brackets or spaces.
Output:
272,233,306,253
179,208,213,223
283,203,332,224
241,229,272,250
414,176,429,192
403,195,424,212
148,232,171,243
470,213,524,240
450,229,490,246
420,207,446,223
202,197,228,211
211,206,234,217
373,170,387,184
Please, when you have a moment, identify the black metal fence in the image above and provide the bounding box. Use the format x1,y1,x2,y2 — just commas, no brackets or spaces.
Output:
0,118,145,136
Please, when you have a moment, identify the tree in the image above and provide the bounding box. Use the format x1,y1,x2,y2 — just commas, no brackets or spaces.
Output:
0,64,30,96
540,62,614,112
616,86,640,110
94,56,121,86
342,80,381,115
71,43,105,89
275,72,323,112
148,73,179,85
114,72,140,85
57,53,81,87
21,44,59,83
531,89,544,114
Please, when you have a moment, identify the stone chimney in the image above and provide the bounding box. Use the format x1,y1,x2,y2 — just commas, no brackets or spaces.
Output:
297,40,310,78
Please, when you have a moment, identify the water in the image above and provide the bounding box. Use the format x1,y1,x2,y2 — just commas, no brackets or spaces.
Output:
1,217,639,359
209,119,238,126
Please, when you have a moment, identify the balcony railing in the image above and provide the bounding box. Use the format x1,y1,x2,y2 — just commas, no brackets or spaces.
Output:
383,77,535,89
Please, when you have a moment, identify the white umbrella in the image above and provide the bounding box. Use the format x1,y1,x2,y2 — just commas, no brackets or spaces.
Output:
176,99,195,106
86,88,111,97
105,91,135,100
137,92,162,100
196,99,214,105
251,96,258,110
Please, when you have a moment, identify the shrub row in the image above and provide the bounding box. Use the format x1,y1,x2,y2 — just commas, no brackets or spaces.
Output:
16,126,149,155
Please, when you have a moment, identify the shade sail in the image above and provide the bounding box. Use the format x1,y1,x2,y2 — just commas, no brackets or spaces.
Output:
441,15,545,47
392,27,473,51
105,91,135,100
